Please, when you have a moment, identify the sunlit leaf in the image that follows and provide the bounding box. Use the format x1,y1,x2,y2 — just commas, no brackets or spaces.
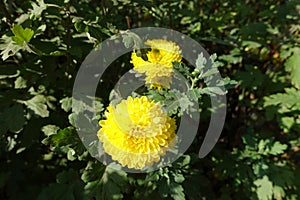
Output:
12,25,34,45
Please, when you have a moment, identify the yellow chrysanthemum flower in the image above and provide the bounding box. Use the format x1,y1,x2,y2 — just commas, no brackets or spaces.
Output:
98,96,177,170
130,39,182,89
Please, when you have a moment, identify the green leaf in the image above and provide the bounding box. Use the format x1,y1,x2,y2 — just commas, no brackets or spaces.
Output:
84,164,128,200
12,25,34,45
0,104,26,133
284,47,300,88
269,141,287,155
24,95,49,118
201,68,219,78
280,116,294,132
158,177,169,197
68,113,77,127
67,148,76,161
170,182,185,200
35,24,47,36
222,77,238,89
219,48,242,64
242,40,262,49
51,127,74,147
195,52,206,71
14,76,27,89
187,88,202,101
269,164,294,187
0,35,22,60
30,0,47,19
60,97,72,112
67,147,76,161
264,88,300,109
207,86,226,95
93,97,104,114
272,185,285,200
173,173,185,183
121,31,143,49
122,35,133,48
163,90,194,115
254,176,273,200
42,125,59,136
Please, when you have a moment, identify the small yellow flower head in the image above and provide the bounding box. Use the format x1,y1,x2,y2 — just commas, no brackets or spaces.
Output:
130,39,182,89
98,96,177,170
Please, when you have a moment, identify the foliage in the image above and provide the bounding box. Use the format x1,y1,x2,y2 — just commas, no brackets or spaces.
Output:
0,0,300,199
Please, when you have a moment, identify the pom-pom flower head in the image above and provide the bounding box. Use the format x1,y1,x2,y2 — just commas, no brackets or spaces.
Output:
131,39,182,89
98,96,177,170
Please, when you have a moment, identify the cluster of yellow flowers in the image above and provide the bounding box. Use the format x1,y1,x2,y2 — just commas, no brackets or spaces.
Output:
98,40,181,170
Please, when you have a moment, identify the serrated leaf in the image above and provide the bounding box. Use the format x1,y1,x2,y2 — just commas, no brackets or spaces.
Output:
201,68,219,78
187,88,201,101
254,176,273,200
264,88,300,109
195,52,206,71
164,90,194,115
12,25,34,45
30,0,47,19
0,35,22,60
60,97,72,112
24,95,49,117
270,141,287,155
221,77,238,89
209,53,217,63
284,47,300,88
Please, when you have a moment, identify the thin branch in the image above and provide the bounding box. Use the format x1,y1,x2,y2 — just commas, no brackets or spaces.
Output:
101,0,106,16
125,16,131,29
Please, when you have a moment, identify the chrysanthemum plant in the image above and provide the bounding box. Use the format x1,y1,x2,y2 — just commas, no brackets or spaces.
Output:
96,33,236,171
